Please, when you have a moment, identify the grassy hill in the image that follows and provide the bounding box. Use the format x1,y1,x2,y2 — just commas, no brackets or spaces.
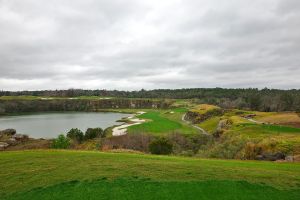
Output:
1,150,300,200
185,106,300,159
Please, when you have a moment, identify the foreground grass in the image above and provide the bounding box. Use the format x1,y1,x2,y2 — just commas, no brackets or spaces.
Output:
4,179,300,200
0,150,300,199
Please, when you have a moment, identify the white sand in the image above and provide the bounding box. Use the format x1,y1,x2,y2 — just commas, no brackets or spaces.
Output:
112,111,146,136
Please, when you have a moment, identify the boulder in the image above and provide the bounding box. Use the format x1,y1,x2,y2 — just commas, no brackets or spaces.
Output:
285,156,294,162
0,129,16,136
12,134,29,142
0,142,9,150
256,152,285,161
6,138,18,145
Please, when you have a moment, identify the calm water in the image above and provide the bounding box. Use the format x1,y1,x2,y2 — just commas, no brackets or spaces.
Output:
0,112,131,138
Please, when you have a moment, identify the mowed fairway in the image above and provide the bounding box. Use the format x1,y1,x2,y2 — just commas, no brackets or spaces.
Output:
1,150,300,200
128,111,199,135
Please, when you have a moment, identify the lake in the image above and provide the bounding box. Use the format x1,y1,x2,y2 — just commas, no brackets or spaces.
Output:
0,112,131,138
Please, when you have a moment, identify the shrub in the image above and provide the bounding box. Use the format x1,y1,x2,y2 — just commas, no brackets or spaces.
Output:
102,133,153,152
149,137,173,155
51,134,70,149
166,132,213,156
85,128,104,140
67,128,84,143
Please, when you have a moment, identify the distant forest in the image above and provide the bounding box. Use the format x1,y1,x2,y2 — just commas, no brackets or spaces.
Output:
1,88,300,112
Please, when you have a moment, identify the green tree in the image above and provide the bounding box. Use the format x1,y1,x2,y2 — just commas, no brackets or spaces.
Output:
280,93,294,111
149,137,173,155
247,94,262,110
67,128,84,143
51,134,70,149
85,128,104,140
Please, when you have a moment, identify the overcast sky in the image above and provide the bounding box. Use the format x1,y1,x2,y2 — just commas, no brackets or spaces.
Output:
0,0,299,91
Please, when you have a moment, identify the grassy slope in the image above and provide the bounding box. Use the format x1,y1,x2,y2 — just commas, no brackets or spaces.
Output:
198,116,220,133
190,104,221,114
221,112,300,156
1,150,300,200
5,179,300,200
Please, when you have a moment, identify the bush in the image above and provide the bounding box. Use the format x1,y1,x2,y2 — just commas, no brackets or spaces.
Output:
85,128,104,140
149,137,173,155
163,133,213,156
51,134,70,149
67,128,84,143
101,133,153,152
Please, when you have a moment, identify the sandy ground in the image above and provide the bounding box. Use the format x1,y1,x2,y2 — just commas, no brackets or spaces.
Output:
112,112,146,136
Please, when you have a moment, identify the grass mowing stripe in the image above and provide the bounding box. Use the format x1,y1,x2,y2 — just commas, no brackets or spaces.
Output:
4,179,300,200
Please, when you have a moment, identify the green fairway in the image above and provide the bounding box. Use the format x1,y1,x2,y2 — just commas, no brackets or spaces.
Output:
0,150,300,200
128,111,198,135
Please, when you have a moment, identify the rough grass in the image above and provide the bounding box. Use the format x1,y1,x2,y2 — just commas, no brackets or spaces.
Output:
230,115,252,124
0,96,41,100
224,122,300,155
190,104,221,114
202,110,300,157
0,150,300,199
198,116,220,133
255,112,300,127
231,123,300,137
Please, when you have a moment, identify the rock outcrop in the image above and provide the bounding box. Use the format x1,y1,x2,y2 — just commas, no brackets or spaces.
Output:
0,129,29,150
185,108,223,124
255,152,285,161
0,129,16,137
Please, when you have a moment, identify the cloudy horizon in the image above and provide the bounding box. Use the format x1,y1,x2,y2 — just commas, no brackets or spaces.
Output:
0,0,300,91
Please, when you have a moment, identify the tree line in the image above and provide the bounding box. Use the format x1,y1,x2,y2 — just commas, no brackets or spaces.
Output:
1,88,300,112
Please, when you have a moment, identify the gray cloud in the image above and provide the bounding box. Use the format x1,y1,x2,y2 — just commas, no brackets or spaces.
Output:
0,0,299,91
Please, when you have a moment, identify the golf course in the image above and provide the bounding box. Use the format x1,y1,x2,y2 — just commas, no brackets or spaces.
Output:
1,93,300,199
